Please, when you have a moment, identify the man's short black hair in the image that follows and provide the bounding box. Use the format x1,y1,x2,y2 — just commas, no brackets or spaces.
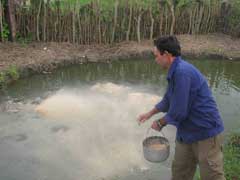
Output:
154,36,181,56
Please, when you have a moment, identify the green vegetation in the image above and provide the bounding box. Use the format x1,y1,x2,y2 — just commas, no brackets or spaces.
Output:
0,72,5,84
1,0,240,43
2,22,10,40
0,65,20,88
226,0,240,37
195,133,240,180
224,133,240,180
7,65,20,81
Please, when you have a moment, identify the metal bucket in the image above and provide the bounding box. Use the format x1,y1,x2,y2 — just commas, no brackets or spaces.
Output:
142,129,170,163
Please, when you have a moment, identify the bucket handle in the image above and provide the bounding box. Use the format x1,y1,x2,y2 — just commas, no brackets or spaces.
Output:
145,126,166,139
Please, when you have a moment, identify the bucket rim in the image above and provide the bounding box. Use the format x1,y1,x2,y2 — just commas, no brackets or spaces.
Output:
142,136,170,147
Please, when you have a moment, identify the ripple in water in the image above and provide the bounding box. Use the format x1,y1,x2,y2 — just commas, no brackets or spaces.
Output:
34,82,164,178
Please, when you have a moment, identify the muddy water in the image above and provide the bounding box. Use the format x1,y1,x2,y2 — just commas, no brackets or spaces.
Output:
0,59,240,180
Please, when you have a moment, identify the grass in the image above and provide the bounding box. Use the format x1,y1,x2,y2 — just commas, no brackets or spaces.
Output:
0,65,20,89
224,133,240,180
194,133,240,180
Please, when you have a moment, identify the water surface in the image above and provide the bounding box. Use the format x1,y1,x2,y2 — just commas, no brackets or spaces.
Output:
0,58,239,180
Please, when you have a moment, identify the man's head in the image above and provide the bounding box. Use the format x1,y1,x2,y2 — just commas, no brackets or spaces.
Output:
153,36,181,69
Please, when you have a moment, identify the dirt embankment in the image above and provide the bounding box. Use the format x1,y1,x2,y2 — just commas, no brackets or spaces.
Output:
0,33,240,77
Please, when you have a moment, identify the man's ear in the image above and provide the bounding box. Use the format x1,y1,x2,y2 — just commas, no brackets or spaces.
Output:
165,51,174,58
164,50,169,55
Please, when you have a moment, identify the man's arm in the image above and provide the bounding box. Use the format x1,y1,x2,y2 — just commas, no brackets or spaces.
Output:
138,107,159,124
138,92,169,124
163,72,191,127
155,91,170,113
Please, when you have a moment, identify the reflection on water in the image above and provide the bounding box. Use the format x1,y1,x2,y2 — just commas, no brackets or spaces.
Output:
2,59,240,99
0,82,174,180
33,83,174,178
191,60,240,92
33,83,160,178
190,59,240,131
2,59,240,131
0,58,240,180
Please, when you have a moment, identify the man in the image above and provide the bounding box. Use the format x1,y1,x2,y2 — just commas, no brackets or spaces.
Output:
138,36,225,180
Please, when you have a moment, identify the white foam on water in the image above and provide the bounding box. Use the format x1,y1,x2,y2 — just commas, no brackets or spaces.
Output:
35,82,163,178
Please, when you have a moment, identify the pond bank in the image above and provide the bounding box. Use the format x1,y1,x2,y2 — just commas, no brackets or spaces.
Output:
0,33,240,87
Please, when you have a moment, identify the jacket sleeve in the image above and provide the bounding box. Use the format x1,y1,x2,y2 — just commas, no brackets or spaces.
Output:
164,73,191,127
155,91,169,113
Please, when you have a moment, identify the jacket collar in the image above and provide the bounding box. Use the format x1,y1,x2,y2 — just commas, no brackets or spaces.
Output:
167,56,181,81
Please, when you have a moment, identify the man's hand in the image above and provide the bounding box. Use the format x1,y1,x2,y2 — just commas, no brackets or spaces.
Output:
137,112,152,124
151,118,167,131
137,108,160,125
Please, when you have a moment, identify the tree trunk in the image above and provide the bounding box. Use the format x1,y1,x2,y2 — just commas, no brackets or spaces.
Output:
86,16,89,44
56,0,60,42
149,6,154,40
169,2,175,35
83,9,86,44
126,3,132,41
111,0,119,43
188,9,192,34
201,6,208,33
206,4,212,33
0,0,3,41
43,1,46,41
164,7,168,35
36,0,42,41
120,7,125,42
192,5,198,34
5,0,16,41
159,2,163,36
196,3,204,34
46,0,50,41
72,8,76,43
77,2,82,44
97,0,101,44
137,7,143,43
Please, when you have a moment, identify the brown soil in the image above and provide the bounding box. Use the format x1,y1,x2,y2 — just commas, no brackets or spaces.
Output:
0,33,240,75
